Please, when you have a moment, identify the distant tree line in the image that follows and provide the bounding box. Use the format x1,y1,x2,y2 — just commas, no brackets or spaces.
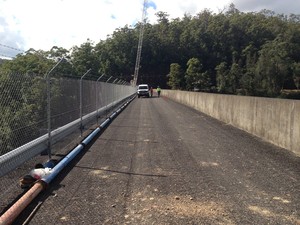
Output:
1,3,300,99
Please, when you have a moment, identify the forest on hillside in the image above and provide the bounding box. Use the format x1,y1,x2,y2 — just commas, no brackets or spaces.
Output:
1,4,300,98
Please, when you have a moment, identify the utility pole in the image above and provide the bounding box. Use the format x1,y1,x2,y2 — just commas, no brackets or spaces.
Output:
133,0,147,86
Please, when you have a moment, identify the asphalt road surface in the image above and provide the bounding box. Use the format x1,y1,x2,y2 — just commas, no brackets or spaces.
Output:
13,96,300,224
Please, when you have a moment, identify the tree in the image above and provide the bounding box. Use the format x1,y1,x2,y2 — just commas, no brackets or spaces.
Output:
0,49,72,153
0,49,50,75
216,62,229,93
228,63,242,94
167,63,184,89
292,62,300,89
0,72,46,153
240,44,257,95
256,36,291,96
71,40,99,77
185,58,210,91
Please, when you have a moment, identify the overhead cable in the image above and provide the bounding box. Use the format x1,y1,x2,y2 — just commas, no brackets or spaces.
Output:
0,43,25,53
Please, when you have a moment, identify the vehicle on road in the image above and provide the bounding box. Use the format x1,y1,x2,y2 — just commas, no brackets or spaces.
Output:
137,84,150,98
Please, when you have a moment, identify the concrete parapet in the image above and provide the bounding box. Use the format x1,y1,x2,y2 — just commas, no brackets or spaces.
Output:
162,90,300,156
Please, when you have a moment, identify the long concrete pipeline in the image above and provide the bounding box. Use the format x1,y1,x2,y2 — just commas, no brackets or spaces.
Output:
0,95,135,225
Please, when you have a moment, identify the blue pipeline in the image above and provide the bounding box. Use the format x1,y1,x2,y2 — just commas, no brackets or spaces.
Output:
42,95,135,185
43,144,84,184
100,118,111,128
81,127,101,146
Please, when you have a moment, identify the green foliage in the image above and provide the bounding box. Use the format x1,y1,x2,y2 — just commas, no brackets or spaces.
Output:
292,62,300,89
0,50,49,74
239,44,257,95
228,63,242,94
0,73,46,153
185,58,210,91
216,62,229,93
71,40,99,76
185,58,201,90
255,35,291,96
167,63,184,89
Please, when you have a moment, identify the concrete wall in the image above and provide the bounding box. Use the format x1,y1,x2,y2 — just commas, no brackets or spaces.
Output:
162,90,300,156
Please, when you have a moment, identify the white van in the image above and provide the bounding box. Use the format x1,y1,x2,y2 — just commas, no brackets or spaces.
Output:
137,84,150,98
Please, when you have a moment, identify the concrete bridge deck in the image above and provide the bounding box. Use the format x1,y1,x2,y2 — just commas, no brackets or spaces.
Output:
13,96,300,224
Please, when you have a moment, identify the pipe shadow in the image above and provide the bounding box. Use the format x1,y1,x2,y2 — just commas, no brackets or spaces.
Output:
75,165,168,178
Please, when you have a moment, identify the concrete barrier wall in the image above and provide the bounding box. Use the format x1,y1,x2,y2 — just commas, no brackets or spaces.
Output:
162,90,300,156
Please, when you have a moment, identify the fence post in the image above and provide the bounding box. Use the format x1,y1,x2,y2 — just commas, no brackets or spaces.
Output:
105,76,113,118
80,69,91,136
45,58,65,158
96,74,105,124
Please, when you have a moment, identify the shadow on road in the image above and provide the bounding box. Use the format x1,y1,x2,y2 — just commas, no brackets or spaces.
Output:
75,165,168,178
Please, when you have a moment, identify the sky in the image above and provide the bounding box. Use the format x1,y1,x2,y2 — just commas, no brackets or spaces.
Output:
0,0,299,59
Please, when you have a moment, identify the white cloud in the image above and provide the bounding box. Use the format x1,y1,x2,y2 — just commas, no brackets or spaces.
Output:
151,0,231,19
233,0,300,14
0,0,145,52
0,0,299,56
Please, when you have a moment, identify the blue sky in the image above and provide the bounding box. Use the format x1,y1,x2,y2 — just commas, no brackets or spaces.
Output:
146,1,157,10
0,0,299,59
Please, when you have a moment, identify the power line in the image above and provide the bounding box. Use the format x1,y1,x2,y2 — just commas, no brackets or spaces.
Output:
0,43,25,59
0,43,25,53
0,53,14,59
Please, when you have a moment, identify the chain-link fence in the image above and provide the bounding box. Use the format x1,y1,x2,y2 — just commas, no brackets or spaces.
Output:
0,71,136,214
